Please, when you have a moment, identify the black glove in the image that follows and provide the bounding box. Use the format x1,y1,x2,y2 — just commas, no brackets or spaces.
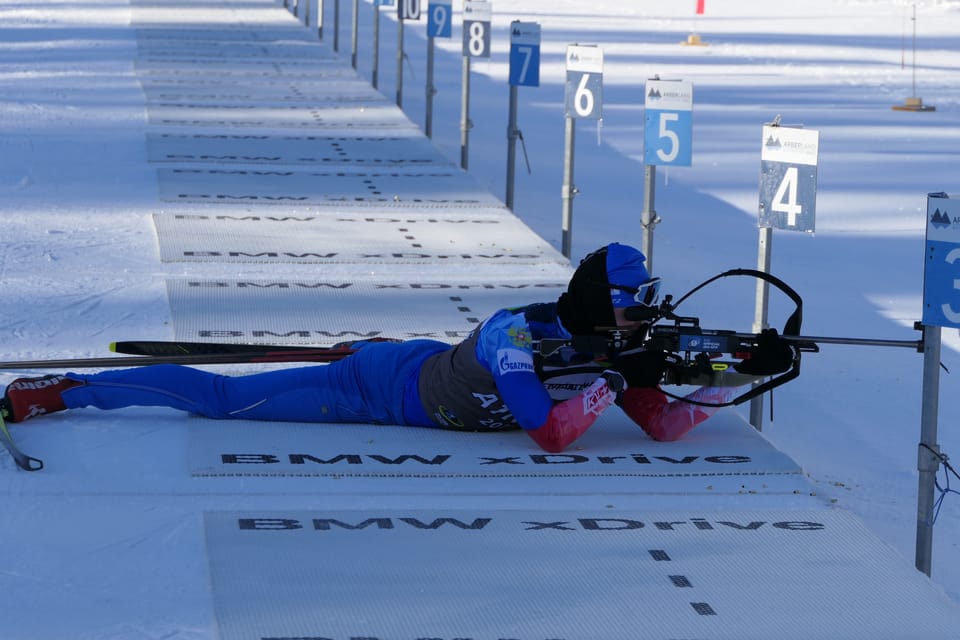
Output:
599,370,627,403
610,349,668,388
734,328,794,376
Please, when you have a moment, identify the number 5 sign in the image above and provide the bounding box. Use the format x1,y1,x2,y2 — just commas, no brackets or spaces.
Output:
759,124,819,232
923,192,960,328
565,45,603,120
644,79,693,166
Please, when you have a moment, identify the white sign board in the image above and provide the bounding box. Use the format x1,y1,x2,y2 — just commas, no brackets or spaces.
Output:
759,125,819,232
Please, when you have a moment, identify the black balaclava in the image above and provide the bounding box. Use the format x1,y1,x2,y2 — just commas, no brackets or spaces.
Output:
556,247,616,335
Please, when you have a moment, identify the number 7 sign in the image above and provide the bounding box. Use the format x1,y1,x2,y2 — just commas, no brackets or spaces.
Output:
759,125,819,232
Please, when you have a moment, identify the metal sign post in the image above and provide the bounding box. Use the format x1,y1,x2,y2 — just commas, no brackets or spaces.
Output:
459,0,491,170
505,21,540,210
396,0,422,108
561,44,603,258
305,0,323,38
642,78,693,274
371,1,387,89
916,191,959,575
750,120,820,429
425,0,452,138
351,0,359,68
333,0,339,50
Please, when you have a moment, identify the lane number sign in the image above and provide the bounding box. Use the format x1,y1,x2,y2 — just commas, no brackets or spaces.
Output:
398,0,420,20
644,79,693,167
463,0,492,58
923,192,960,328
759,125,819,232
565,44,603,120
509,21,540,87
427,0,451,37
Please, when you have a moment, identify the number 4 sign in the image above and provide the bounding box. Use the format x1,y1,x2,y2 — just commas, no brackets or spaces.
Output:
759,125,819,232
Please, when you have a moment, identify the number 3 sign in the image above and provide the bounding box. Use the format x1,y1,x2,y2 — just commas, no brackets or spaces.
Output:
923,192,960,328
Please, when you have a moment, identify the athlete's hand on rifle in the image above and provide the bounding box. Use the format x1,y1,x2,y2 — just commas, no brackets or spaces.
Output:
599,370,627,402
734,328,794,376
610,349,669,388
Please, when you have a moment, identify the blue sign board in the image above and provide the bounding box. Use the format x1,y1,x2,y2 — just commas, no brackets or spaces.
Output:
644,79,693,167
427,0,451,37
923,192,960,328
509,22,540,87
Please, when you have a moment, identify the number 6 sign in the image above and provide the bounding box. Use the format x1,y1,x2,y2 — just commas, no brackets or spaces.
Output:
565,44,603,120
759,124,819,232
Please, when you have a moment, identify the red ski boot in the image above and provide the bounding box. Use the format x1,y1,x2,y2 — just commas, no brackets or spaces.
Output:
1,375,83,422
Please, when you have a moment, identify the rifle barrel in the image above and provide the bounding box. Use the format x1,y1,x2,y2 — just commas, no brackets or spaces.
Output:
760,333,921,350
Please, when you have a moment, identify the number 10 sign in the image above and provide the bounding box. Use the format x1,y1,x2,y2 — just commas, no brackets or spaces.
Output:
759,125,819,232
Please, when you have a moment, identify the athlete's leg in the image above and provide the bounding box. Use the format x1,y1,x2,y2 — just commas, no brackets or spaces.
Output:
62,340,450,423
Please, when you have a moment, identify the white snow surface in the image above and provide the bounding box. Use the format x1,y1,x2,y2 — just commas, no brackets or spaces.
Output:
1,0,960,637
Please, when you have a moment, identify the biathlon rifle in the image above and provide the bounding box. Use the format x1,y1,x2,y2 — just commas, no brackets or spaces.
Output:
540,269,823,408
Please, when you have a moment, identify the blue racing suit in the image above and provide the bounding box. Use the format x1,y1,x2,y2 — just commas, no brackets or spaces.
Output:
61,302,732,451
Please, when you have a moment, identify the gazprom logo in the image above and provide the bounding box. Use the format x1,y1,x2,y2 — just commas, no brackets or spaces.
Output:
497,348,534,375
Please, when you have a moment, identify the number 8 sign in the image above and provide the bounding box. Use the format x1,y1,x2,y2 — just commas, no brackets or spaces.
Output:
462,0,492,58
759,125,819,232
565,45,603,120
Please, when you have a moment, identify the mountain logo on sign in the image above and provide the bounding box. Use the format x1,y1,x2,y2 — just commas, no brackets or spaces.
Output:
930,208,951,229
764,135,782,150
647,87,662,100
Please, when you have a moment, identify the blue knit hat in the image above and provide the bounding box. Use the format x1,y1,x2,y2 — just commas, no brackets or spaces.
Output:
606,243,653,309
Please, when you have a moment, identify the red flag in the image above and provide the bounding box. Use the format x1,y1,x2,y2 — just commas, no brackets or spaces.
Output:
696,0,705,14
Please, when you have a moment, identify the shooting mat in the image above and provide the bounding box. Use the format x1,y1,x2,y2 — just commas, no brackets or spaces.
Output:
202,507,960,639
133,27,309,42
165,276,568,343
136,40,340,61
187,411,804,478
139,80,383,104
153,211,560,263
145,101,413,130
156,168,505,206
134,56,347,73
146,132,453,166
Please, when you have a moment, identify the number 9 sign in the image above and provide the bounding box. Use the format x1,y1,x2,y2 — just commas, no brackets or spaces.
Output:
565,45,603,120
427,0,451,37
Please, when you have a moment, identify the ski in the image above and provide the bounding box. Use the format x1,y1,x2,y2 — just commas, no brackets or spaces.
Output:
110,340,325,357
0,410,43,471
0,347,358,370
